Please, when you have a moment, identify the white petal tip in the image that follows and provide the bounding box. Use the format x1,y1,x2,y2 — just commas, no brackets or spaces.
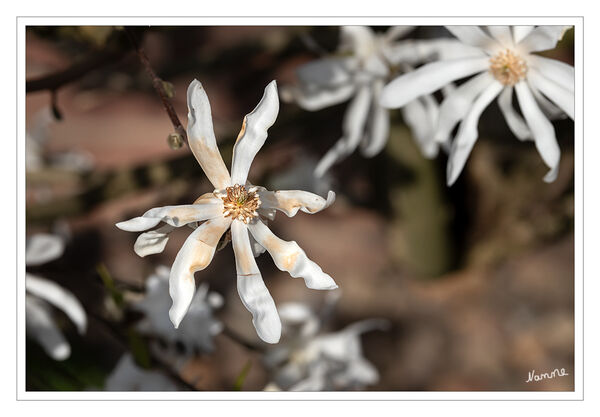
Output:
168,309,182,329
115,217,161,232
50,344,71,361
543,166,559,183
258,331,281,344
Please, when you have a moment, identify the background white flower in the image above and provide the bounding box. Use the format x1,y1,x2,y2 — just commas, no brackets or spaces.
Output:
380,25,574,185
117,79,338,344
25,233,87,361
104,354,178,391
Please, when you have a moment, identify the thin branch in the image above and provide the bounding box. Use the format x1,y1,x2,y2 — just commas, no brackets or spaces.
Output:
221,324,266,353
124,27,188,145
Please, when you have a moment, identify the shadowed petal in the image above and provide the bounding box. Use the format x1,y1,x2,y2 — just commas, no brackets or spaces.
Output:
497,86,532,141
25,234,65,266
258,189,335,217
517,26,572,53
382,39,485,66
231,220,281,344
360,81,389,157
283,83,356,112
527,68,574,119
186,80,231,189
230,81,279,186
26,295,71,361
339,26,377,59
134,224,175,257
168,216,231,328
384,26,415,41
248,220,338,290
530,84,567,120
296,57,357,88
528,55,574,92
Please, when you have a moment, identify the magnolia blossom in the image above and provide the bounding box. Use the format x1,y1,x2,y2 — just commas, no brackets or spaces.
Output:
25,234,87,360
134,265,223,353
380,25,574,185
282,26,484,176
264,298,387,391
117,80,338,344
105,354,177,391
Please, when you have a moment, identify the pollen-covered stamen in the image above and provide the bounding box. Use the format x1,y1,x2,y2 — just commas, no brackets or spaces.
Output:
221,184,261,224
489,49,528,86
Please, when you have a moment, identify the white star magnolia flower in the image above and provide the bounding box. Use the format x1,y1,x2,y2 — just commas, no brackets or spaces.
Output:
380,25,574,185
105,354,178,391
282,25,484,176
134,265,223,353
264,301,387,391
116,80,338,344
25,234,87,361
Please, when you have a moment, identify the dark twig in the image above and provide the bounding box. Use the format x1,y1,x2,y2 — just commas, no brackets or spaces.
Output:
124,27,188,145
221,324,266,353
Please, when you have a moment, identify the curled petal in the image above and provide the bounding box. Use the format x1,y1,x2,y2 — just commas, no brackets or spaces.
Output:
25,234,65,266
517,25,572,53
248,220,338,290
230,80,279,186
380,57,489,109
445,26,501,53
497,86,532,141
231,220,281,344
134,224,175,257
447,81,504,186
527,68,574,119
186,80,231,189
25,274,87,334
26,295,71,361
528,55,574,93
168,216,231,328
258,189,335,217
515,81,561,182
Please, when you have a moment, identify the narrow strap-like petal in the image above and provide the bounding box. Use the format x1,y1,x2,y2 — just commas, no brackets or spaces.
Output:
447,81,504,186
515,81,561,182
25,234,65,266
517,26,572,53
527,55,574,92
248,220,338,290
116,196,222,232
512,26,534,44
527,68,574,119
257,189,335,217
380,57,489,109
384,25,415,42
134,224,175,257
360,94,390,158
230,81,279,186
26,274,87,334
530,84,567,120
284,83,356,112
382,39,485,66
296,57,356,88
231,220,281,344
445,26,501,53
497,86,532,141
486,26,514,48
186,80,232,190
168,216,231,328
26,295,71,360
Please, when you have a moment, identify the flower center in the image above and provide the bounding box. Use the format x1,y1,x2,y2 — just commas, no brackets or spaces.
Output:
221,184,261,224
489,49,528,86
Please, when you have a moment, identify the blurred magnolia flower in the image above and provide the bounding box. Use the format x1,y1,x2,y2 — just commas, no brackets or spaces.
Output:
263,296,387,391
282,26,484,176
380,25,574,185
117,80,338,344
105,354,178,391
25,234,87,361
133,265,223,354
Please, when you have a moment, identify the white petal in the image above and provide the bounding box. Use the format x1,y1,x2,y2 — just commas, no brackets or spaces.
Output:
26,274,87,334
116,197,222,232
380,57,489,109
512,26,534,44
530,84,567,120
230,81,279,185
25,234,65,266
515,81,561,182
486,26,514,47
186,80,231,189
134,224,175,257
528,55,574,92
248,220,337,290
231,220,281,344
314,85,372,176
168,216,231,328
382,39,486,66
527,68,574,119
434,71,494,143
258,189,335,217
278,302,316,325
339,26,376,59
447,81,504,186
497,86,532,141
105,354,177,391
445,26,500,53
360,82,390,157
296,57,356,88
517,26,572,53
249,231,267,257
402,97,437,158
284,83,356,112
26,296,71,361
384,25,416,41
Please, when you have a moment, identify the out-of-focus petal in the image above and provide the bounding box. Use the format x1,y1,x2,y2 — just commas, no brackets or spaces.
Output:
382,39,486,65
528,55,574,92
258,189,335,217
447,81,504,186
339,26,376,59
186,79,231,190
284,83,356,112
25,274,87,334
230,81,279,186
445,26,501,53
296,57,356,88
380,57,489,108
105,354,177,391
25,234,65,266
512,26,534,44
497,86,532,141
527,68,574,119
402,97,437,158
168,216,231,328
360,82,390,157
434,72,494,143
517,26,572,53
26,295,71,361
486,26,514,47
515,81,561,182
231,220,281,344
134,224,175,257
384,25,416,41
247,220,338,290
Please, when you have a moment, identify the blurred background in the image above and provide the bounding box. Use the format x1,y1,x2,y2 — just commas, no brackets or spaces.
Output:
25,25,574,391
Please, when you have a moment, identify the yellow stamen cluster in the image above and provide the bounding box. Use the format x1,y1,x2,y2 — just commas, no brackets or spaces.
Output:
489,49,528,86
220,184,261,224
